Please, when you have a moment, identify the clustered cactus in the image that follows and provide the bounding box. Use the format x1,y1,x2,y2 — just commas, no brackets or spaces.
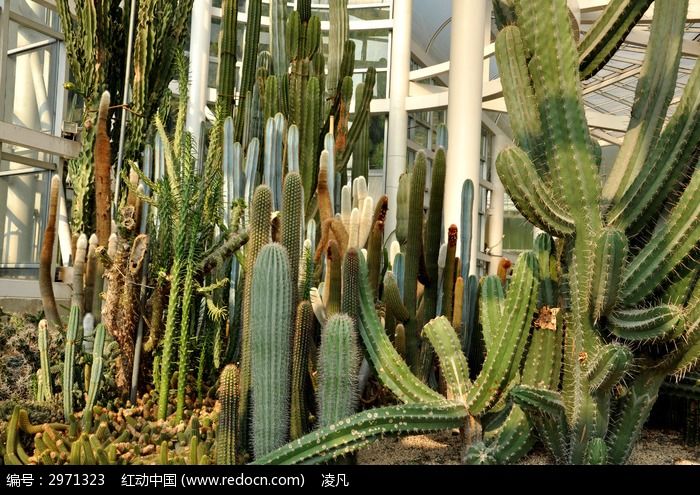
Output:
13,0,699,467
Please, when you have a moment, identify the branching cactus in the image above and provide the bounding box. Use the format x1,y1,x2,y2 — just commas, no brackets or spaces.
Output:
493,0,700,464
254,250,539,464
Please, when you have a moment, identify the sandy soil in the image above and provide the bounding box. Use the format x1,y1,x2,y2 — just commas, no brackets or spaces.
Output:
357,428,700,465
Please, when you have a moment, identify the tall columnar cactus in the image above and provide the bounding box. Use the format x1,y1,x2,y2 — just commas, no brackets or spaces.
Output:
216,364,239,465
251,243,293,459
403,152,426,370
318,314,360,427
37,320,53,402
39,175,62,329
290,301,314,440
94,91,112,247
217,0,239,116
492,0,700,464
235,0,262,141
239,186,272,447
423,148,447,321
327,0,349,101
84,323,106,413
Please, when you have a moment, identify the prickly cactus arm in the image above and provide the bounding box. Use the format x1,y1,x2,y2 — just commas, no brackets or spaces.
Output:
396,173,411,246
495,147,574,237
465,252,539,416
324,240,342,316
465,406,533,465
366,220,384,298
341,249,361,328
479,276,504,353
609,305,684,342
216,364,239,465
318,315,360,427
607,371,665,464
317,150,334,225
423,148,446,321
281,171,303,306
494,26,544,170
300,77,321,207
63,303,81,421
578,0,655,80
584,343,632,396
404,152,426,371
235,0,262,141
251,244,293,459
239,186,272,448
423,317,470,403
607,57,700,234
358,254,444,404
290,301,314,440
327,0,348,100
384,271,409,323
84,323,106,413
217,0,239,116
620,168,700,305
516,0,602,228
94,91,112,247
37,320,53,401
198,230,249,275
441,225,458,323
337,69,376,173
590,228,627,321
601,0,687,207
252,402,466,465
84,234,98,312
157,255,183,420
40,175,63,329
270,0,287,76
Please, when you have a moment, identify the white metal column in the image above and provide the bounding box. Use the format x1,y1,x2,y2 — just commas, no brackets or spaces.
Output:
488,132,508,276
384,0,412,240
185,0,212,158
444,0,487,276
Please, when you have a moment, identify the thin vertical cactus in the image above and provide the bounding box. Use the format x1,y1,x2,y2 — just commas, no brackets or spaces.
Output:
216,364,239,465
217,0,239,116
423,147,447,321
39,175,62,329
403,152,426,370
327,0,349,100
235,0,262,141
94,91,112,247
37,320,53,402
238,185,272,450
269,0,288,76
318,314,360,427
84,323,106,412
290,301,314,440
251,244,293,459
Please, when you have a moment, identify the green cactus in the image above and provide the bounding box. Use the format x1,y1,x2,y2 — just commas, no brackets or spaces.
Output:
216,364,238,465
290,301,314,440
216,0,238,116
235,0,262,141
318,314,360,427
84,323,106,413
423,147,446,321
492,0,700,464
403,152,426,371
327,0,349,100
37,319,53,402
251,243,293,459
239,185,272,448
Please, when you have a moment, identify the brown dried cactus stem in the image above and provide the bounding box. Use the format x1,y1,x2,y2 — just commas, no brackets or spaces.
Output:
39,175,63,329
94,91,113,247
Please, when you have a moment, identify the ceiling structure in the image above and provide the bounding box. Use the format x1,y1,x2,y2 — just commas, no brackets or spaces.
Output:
409,0,700,147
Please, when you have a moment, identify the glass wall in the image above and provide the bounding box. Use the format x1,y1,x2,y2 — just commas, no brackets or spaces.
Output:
0,1,64,279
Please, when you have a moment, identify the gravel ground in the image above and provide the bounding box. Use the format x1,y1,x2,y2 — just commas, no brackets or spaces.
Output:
357,428,700,465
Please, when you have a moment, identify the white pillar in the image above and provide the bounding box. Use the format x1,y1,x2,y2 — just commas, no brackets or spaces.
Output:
488,132,509,276
444,0,487,276
185,0,212,158
384,0,412,241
